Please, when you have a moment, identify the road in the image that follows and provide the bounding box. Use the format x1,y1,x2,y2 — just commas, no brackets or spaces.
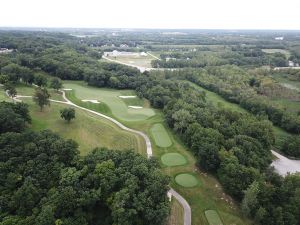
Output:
8,90,192,225
271,150,300,176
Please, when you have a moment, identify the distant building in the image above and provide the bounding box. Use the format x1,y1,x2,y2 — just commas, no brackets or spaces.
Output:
0,48,13,54
288,61,295,67
120,44,129,48
275,37,284,40
140,52,147,56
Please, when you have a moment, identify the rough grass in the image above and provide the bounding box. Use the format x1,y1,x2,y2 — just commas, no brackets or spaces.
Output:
61,82,254,225
63,81,156,122
175,173,200,188
22,99,146,156
150,123,172,147
167,199,184,225
205,210,224,225
161,153,187,167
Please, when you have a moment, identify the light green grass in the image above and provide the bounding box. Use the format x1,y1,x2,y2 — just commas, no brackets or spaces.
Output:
61,82,254,225
175,173,200,188
205,210,224,225
22,99,145,156
106,54,156,68
262,49,291,57
161,153,187,166
63,81,156,122
150,123,172,147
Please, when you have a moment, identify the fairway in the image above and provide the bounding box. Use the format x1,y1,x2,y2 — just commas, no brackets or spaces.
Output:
63,81,155,122
22,99,145,156
175,173,199,188
205,210,223,225
150,123,172,147
161,153,187,166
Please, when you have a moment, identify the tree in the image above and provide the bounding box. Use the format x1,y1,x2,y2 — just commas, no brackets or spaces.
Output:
34,74,48,87
4,82,17,101
50,78,62,92
33,87,50,111
60,108,76,123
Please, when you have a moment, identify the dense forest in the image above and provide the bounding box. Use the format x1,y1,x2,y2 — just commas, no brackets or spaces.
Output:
0,101,170,225
1,30,300,225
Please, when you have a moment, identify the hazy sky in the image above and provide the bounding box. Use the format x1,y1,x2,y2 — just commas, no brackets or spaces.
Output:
1,0,300,29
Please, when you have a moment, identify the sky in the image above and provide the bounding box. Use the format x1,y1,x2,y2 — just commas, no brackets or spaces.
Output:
1,0,300,30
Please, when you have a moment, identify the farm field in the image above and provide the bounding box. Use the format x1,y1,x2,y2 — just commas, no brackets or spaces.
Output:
105,53,157,68
66,81,253,225
20,97,146,156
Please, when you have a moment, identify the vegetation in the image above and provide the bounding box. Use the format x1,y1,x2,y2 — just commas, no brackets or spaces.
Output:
0,101,170,225
60,107,76,123
33,87,51,111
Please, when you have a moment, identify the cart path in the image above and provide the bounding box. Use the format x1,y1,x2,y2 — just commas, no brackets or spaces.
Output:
8,90,192,225
271,150,300,176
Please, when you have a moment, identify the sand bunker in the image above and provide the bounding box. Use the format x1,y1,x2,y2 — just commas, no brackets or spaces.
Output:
63,88,73,91
119,95,137,98
128,106,143,109
82,99,100,104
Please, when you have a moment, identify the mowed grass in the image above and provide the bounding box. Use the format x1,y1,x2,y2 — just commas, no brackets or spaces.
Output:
61,82,254,225
150,123,172,147
161,153,187,167
175,173,200,188
63,81,156,122
205,210,224,225
21,99,146,156
106,54,156,68
16,83,65,101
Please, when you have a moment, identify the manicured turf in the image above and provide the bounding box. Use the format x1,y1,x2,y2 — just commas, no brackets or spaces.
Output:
175,173,199,188
161,153,187,166
22,99,146,156
150,123,172,147
205,210,224,225
63,81,155,122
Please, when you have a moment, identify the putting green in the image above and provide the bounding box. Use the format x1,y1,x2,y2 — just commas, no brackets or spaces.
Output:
150,123,172,147
63,81,155,122
175,173,199,188
161,153,187,166
205,210,223,225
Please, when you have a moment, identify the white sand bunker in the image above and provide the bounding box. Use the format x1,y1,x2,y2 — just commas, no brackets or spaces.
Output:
119,95,137,99
63,88,73,91
129,106,143,109
82,99,100,104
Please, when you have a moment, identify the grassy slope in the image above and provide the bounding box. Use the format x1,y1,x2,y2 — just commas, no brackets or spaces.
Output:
66,81,253,225
21,98,146,156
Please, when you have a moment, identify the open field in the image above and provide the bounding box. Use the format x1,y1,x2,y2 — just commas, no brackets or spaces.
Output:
262,49,291,57
150,123,172,147
63,81,156,122
105,53,156,68
65,82,253,225
205,210,224,225
21,98,146,155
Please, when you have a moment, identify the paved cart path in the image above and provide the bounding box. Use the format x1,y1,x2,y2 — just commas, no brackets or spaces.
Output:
8,90,192,225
